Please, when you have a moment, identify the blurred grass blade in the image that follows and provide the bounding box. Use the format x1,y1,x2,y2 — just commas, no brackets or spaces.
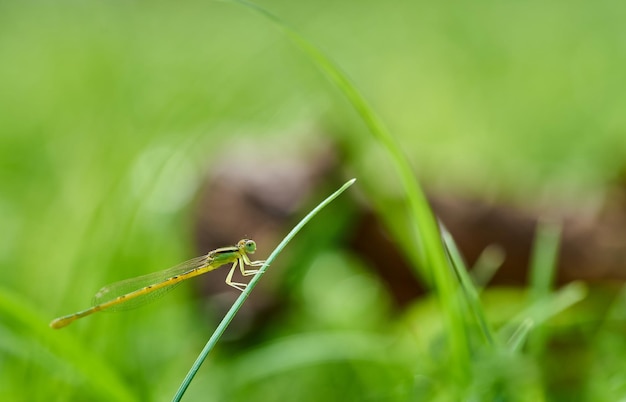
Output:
0,288,137,402
233,0,470,381
529,220,561,299
172,178,356,402
441,225,496,347
471,245,506,291
226,332,401,389
506,318,534,353
498,281,587,350
528,220,562,354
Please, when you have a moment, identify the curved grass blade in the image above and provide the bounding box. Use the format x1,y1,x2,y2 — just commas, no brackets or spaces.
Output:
231,0,469,380
171,178,356,402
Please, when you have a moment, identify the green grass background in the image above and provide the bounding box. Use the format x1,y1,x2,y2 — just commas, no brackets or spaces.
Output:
1,0,626,401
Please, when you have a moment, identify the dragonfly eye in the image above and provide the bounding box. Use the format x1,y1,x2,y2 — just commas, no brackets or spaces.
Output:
244,240,256,254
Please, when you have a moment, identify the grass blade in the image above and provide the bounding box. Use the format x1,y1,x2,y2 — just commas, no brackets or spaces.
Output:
529,220,561,299
171,178,356,401
506,318,534,353
233,0,469,381
499,281,587,350
471,245,506,291
528,220,562,354
441,225,496,347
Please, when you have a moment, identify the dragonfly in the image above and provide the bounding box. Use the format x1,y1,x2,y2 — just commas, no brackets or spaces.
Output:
50,239,265,329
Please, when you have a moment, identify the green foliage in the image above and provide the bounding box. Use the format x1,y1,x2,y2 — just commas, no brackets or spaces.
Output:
1,1,625,401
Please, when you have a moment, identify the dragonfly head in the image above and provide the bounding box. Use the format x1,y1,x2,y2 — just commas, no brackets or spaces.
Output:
238,239,257,255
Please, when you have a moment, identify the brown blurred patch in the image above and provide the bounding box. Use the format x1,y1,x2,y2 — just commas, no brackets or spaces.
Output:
192,140,626,319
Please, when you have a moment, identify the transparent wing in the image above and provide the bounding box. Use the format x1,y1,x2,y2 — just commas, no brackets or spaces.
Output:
92,255,211,311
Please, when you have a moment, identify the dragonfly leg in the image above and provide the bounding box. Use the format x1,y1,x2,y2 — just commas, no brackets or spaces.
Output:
241,255,262,276
225,260,248,291
241,253,265,275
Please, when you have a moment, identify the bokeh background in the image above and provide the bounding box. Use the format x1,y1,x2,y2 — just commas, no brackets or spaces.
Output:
2,0,626,401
